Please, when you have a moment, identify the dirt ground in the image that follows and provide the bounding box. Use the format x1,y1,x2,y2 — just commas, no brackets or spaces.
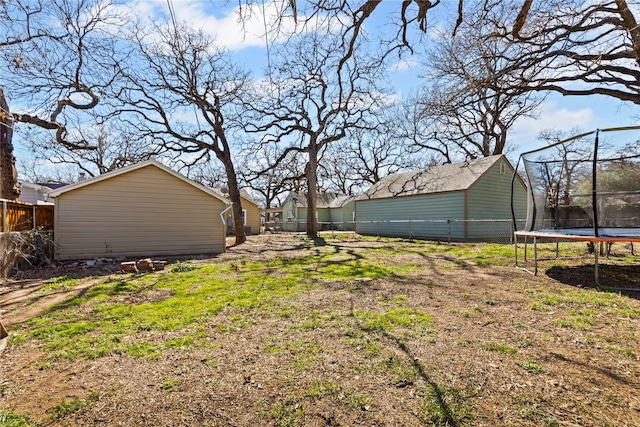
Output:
1,234,639,426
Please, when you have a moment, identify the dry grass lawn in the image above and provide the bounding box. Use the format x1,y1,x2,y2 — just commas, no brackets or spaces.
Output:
1,233,639,426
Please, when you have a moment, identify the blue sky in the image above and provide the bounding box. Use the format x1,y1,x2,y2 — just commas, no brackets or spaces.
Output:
119,0,640,157
13,0,640,175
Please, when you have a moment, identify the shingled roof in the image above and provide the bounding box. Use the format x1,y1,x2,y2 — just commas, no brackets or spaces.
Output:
358,155,506,200
287,191,353,208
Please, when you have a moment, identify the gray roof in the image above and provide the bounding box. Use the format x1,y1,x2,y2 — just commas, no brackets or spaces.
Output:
288,191,353,208
212,187,260,208
359,155,505,200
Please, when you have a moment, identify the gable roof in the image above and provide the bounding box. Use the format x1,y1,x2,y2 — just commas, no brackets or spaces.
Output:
48,160,230,203
358,155,508,200
212,187,261,208
286,191,352,209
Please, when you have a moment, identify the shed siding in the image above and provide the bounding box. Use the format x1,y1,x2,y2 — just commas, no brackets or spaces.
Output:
341,201,355,231
355,193,465,239
227,198,261,235
329,203,355,230
329,207,342,223
297,207,309,231
466,160,528,240
317,208,331,223
281,198,299,231
243,201,261,235
55,165,226,260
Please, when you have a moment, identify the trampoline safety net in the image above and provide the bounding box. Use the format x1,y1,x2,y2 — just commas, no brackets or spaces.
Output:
515,127,640,234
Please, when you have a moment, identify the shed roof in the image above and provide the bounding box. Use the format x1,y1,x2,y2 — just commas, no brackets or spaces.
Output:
286,191,353,209
19,181,54,192
212,188,261,208
48,160,230,203
358,155,507,200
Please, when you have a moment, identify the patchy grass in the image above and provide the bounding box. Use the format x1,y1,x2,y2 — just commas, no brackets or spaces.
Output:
0,411,33,427
517,360,544,374
483,343,518,356
39,275,80,293
47,392,99,421
2,234,639,427
416,385,475,426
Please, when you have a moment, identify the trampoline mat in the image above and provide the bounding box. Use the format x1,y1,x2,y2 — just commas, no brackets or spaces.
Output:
515,228,640,242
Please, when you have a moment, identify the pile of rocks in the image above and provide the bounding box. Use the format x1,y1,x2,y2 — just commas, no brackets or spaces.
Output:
120,258,166,273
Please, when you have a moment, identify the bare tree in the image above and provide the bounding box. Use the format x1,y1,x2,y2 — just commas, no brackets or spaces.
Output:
416,4,544,160
319,120,429,195
495,0,640,105
1,0,126,199
0,88,20,199
393,93,453,166
3,0,125,149
20,121,159,178
245,28,389,236
277,1,640,107
117,22,250,244
239,146,307,210
536,128,595,207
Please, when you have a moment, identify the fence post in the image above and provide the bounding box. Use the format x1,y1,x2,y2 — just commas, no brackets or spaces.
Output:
447,219,451,244
32,205,37,230
2,200,6,232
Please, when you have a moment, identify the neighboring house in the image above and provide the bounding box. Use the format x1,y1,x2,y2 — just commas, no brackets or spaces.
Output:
48,160,230,260
215,188,262,235
354,155,528,241
17,181,55,205
280,191,354,232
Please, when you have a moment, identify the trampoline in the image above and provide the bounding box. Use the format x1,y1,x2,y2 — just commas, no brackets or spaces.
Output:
512,126,640,285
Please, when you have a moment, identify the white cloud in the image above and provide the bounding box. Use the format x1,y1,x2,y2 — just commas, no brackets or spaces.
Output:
124,0,334,51
389,58,417,72
509,100,597,154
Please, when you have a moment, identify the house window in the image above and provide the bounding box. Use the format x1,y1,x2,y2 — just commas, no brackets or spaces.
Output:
499,162,506,174
242,209,247,226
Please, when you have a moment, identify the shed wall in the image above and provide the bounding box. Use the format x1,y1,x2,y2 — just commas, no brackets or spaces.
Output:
341,201,355,231
281,198,299,231
355,193,465,239
54,165,226,260
244,202,261,235
466,159,528,240
227,198,261,235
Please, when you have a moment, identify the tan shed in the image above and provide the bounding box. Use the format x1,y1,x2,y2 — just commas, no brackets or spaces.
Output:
48,160,230,260
218,189,262,235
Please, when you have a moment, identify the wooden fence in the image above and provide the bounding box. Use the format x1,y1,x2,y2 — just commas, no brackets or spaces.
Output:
1,199,54,232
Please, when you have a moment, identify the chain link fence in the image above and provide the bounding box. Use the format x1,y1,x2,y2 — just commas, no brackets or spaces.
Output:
265,219,527,244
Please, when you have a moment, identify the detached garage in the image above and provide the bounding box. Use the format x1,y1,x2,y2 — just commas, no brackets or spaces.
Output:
49,160,230,260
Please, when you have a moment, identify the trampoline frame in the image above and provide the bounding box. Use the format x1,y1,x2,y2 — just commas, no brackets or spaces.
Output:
514,229,640,285
511,126,640,285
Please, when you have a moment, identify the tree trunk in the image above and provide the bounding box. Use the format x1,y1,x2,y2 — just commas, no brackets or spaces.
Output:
221,153,246,245
0,88,20,200
306,140,319,237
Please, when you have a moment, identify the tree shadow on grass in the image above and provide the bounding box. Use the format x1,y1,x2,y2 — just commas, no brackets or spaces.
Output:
545,264,640,300
379,330,470,427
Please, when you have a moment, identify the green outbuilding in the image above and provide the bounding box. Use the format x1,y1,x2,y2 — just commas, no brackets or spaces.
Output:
354,155,527,242
280,191,355,232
